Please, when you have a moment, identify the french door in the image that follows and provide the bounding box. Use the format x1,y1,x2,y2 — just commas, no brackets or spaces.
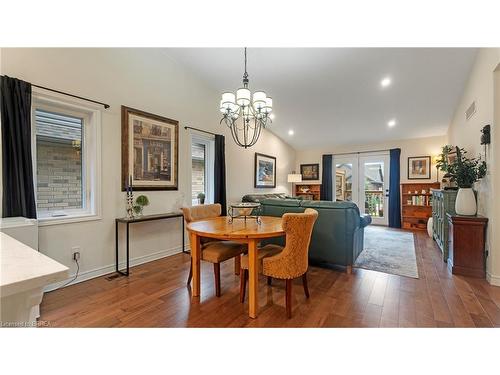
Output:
334,153,390,226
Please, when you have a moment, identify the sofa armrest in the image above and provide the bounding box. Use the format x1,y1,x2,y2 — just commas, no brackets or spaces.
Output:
360,214,372,228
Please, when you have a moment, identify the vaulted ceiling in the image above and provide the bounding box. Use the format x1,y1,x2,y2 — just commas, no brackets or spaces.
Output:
165,48,477,150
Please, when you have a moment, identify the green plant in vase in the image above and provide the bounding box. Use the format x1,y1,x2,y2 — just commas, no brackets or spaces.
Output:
448,147,486,215
133,195,150,217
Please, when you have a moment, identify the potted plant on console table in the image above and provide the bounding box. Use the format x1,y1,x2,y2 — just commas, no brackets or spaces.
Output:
447,147,486,215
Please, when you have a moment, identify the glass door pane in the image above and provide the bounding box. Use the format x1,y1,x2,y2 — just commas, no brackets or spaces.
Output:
335,155,359,205
360,155,389,225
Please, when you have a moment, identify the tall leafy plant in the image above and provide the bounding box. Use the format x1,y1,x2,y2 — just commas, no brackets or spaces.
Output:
446,146,487,188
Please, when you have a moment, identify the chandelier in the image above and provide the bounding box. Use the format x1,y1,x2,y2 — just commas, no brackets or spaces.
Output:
219,48,273,148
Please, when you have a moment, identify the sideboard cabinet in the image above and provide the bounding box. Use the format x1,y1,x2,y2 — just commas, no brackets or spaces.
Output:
447,214,488,278
431,189,457,262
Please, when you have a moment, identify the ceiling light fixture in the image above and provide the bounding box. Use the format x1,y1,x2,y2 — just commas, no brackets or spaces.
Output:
288,130,294,136
380,77,392,88
388,119,396,127
219,47,273,148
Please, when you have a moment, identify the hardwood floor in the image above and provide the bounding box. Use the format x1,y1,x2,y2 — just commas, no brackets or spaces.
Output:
40,230,500,327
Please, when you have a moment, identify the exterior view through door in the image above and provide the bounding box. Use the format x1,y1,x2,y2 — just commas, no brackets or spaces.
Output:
335,153,389,226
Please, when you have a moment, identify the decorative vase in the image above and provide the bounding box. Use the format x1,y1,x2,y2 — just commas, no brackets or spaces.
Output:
455,188,477,216
427,217,433,238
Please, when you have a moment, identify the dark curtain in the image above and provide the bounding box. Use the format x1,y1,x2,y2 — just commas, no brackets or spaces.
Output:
320,154,333,201
388,148,401,228
1,76,36,219
214,134,227,214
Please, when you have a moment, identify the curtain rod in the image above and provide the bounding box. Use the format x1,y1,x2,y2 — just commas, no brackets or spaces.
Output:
331,148,391,157
184,126,219,137
32,83,110,109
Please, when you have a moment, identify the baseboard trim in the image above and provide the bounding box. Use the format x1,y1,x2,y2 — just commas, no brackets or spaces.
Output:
44,245,187,292
486,271,500,286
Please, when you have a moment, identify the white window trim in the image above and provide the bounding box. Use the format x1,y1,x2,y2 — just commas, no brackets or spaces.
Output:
32,88,102,226
190,132,215,205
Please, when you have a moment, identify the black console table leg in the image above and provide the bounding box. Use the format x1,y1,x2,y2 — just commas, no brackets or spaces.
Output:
126,222,130,276
115,220,118,273
182,217,187,253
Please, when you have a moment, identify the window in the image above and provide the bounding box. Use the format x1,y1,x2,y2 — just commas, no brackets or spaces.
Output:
190,134,214,205
32,91,101,224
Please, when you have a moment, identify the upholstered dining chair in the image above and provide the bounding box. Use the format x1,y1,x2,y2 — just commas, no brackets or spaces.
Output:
239,208,318,318
182,204,246,297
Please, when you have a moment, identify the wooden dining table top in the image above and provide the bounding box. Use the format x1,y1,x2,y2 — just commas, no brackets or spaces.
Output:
186,216,284,240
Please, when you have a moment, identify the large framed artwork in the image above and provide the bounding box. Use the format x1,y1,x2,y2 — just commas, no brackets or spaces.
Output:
407,156,431,180
254,153,276,188
300,163,319,180
121,106,179,191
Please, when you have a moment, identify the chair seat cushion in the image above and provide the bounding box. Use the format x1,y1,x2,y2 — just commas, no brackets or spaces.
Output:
241,244,283,272
201,241,246,263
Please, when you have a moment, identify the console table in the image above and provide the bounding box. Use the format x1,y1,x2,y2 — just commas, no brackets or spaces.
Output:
115,212,185,276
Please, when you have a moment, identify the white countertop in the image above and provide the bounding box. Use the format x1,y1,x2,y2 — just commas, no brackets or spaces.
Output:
0,232,69,298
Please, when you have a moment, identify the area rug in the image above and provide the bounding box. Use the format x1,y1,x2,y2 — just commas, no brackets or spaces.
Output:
355,226,419,278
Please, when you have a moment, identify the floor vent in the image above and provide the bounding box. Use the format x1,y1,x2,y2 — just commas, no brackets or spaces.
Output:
466,101,476,120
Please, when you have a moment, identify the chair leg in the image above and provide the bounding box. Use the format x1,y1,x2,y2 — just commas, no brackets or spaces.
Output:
302,273,310,298
214,263,221,297
234,255,241,275
187,258,193,285
346,265,352,274
285,279,293,319
267,276,272,285
239,269,248,303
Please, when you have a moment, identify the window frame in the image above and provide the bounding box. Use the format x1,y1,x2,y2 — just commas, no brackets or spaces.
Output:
190,133,215,206
31,88,102,226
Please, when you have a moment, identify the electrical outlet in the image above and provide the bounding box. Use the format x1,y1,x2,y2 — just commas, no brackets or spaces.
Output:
71,246,81,261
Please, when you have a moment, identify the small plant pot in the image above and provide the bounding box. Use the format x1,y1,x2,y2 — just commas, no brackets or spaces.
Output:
133,205,144,217
455,188,477,216
198,198,205,205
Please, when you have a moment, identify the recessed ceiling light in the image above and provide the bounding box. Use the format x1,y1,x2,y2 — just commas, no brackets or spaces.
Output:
269,113,275,120
380,77,392,88
388,119,396,127
288,130,294,136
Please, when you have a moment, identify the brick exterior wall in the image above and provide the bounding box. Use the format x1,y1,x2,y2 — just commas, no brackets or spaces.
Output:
191,159,205,201
191,142,205,202
36,140,83,211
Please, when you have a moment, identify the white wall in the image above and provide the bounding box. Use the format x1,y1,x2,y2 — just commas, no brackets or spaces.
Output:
296,135,446,185
0,48,295,285
446,48,500,285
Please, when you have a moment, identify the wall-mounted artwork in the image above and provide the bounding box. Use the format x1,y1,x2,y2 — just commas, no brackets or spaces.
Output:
121,106,179,191
408,156,431,180
254,153,276,188
300,163,320,180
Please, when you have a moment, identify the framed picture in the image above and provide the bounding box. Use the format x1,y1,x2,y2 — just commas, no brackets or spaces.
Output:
408,156,431,180
254,153,276,188
121,106,179,191
300,163,320,180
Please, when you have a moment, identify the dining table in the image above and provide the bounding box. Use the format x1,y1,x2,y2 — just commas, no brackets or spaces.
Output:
186,215,284,318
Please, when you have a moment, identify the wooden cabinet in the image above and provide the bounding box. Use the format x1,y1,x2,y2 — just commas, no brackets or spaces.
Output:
401,182,440,231
295,184,321,200
447,214,488,278
432,189,457,262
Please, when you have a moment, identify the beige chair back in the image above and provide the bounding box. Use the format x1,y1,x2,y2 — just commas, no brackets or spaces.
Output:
182,203,222,223
263,208,319,279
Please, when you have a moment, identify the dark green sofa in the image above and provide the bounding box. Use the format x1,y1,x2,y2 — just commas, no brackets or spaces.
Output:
246,197,371,270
